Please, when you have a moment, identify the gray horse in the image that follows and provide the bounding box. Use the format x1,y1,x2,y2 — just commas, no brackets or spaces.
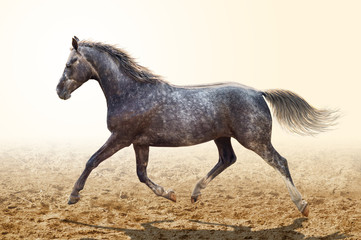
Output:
57,37,338,217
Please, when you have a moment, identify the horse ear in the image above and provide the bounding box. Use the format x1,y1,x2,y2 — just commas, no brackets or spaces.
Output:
72,37,78,51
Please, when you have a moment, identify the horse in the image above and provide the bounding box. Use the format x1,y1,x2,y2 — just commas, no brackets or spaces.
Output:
56,36,339,217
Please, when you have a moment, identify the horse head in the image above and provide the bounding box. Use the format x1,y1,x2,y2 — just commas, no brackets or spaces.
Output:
56,36,97,100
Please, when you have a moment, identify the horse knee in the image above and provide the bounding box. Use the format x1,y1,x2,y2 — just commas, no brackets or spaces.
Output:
86,160,96,170
228,154,237,165
136,169,147,183
222,153,237,166
231,154,237,164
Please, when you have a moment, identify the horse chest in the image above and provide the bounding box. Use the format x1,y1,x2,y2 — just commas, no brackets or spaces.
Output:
106,108,149,133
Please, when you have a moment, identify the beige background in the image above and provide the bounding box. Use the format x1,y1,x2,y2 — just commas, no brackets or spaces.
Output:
0,0,360,147
1,1,361,239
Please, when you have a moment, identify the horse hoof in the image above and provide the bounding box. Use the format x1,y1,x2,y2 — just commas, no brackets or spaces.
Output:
191,195,201,203
68,194,80,205
301,204,309,217
168,190,177,202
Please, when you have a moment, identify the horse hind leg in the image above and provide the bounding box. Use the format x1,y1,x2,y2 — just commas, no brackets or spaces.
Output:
249,142,309,217
191,137,237,203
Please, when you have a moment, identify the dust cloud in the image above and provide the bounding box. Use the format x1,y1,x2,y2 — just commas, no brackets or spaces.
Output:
0,141,360,239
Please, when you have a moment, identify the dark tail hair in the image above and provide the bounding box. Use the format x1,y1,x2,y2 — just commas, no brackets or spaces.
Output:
262,89,340,135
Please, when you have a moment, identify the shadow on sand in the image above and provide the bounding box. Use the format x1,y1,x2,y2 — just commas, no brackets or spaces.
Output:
62,218,348,240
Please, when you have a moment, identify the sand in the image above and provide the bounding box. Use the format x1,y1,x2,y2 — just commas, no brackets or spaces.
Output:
0,141,360,239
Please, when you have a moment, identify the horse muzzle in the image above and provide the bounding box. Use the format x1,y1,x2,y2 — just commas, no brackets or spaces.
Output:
57,77,74,100
57,88,71,100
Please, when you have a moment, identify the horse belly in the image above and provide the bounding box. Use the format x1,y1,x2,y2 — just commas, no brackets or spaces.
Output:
133,87,240,146
135,113,230,147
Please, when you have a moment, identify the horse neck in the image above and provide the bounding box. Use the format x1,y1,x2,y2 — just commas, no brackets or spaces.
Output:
82,47,140,106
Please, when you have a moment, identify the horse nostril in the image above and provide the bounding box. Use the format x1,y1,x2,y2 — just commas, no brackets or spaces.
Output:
56,82,66,98
56,84,63,96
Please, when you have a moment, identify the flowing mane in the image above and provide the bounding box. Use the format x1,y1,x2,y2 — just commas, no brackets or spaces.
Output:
79,40,165,84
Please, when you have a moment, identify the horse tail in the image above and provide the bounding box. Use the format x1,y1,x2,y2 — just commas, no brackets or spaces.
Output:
262,89,339,135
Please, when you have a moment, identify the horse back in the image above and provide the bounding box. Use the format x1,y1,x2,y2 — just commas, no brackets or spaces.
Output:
132,83,270,147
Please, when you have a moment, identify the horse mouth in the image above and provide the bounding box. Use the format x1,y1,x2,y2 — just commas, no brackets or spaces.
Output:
57,88,71,100
60,94,71,100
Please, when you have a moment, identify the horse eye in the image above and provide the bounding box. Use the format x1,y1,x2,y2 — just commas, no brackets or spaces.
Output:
66,63,71,68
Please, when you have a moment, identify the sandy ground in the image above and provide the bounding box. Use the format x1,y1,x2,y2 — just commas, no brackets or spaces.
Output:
0,141,360,239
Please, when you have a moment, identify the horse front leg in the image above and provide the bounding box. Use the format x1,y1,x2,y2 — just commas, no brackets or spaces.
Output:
68,133,130,204
133,144,176,202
